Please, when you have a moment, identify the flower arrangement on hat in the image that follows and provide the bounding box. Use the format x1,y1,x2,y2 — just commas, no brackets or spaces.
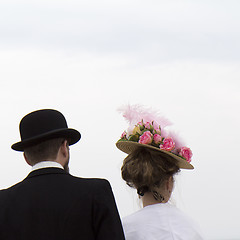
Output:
116,104,194,169
119,120,192,163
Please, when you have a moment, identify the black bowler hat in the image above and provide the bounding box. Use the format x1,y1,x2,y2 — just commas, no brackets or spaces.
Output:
11,109,81,151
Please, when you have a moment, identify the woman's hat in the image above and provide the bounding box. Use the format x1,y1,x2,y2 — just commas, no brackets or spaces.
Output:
11,109,81,151
116,141,193,169
116,105,194,169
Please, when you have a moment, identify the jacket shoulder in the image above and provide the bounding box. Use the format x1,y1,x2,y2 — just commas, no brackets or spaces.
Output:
71,176,111,190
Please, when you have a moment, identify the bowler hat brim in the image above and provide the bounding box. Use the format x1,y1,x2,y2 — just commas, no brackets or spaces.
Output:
11,128,81,151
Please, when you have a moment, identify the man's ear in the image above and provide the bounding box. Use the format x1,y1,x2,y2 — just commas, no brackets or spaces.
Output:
23,152,33,166
60,140,69,158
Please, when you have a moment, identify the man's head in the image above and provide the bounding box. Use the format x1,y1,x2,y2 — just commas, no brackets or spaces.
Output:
12,109,80,170
23,137,67,163
24,138,70,171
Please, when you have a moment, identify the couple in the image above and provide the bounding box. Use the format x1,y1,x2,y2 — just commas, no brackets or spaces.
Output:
0,108,203,239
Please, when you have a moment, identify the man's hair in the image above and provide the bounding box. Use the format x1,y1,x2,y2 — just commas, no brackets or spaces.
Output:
24,138,65,165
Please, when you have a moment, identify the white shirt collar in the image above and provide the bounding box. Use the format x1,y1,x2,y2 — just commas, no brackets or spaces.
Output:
31,161,64,172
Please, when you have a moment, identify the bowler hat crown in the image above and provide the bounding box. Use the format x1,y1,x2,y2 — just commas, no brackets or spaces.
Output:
11,109,81,151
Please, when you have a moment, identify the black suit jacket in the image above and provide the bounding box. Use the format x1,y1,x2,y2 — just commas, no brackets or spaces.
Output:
0,167,125,240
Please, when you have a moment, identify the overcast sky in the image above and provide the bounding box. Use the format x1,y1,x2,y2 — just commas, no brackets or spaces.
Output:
0,1,240,239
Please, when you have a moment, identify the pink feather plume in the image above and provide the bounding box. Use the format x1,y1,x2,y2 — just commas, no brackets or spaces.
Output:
118,104,186,148
118,104,172,129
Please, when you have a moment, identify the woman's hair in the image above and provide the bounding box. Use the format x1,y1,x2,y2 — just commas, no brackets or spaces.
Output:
121,147,180,196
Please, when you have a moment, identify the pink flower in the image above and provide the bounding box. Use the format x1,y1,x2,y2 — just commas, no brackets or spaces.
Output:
137,121,145,131
145,122,152,129
179,147,192,163
160,137,175,151
137,121,144,127
154,127,161,134
139,131,153,145
153,134,162,145
121,131,127,139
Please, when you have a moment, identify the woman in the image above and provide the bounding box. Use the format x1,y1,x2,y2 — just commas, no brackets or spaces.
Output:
116,105,204,240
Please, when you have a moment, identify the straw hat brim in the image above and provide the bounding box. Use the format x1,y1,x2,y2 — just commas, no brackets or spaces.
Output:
116,140,194,169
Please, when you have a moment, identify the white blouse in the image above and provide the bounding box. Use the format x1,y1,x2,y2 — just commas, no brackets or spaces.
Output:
122,203,204,240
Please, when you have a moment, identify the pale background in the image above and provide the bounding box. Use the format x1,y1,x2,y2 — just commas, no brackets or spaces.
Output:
0,1,240,239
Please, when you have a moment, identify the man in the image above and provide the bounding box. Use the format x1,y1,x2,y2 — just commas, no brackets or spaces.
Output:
0,109,125,240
